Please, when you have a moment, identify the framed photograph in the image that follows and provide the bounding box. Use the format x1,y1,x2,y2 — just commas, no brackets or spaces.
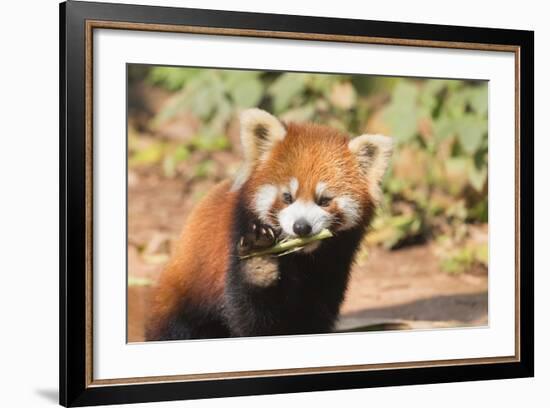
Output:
60,1,534,406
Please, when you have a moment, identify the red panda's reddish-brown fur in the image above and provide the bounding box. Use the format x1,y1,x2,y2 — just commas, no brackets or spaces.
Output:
146,111,392,341
146,180,237,340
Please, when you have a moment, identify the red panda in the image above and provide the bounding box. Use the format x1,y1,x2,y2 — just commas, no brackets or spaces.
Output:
146,108,392,340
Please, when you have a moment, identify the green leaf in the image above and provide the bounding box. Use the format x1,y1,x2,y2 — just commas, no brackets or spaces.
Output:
468,197,489,222
433,115,455,141
467,158,488,192
439,243,487,275
190,76,226,118
352,76,399,94
366,213,423,249
203,98,233,137
383,81,419,143
467,85,489,117
151,72,224,126
308,74,339,93
394,81,418,104
148,67,201,91
268,73,308,113
223,70,261,87
162,145,191,178
194,160,216,178
474,244,489,266
191,135,230,152
383,108,418,143
229,77,263,108
129,142,164,166
423,79,449,96
445,89,468,118
162,155,177,178
445,156,469,173
456,115,487,154
173,145,190,162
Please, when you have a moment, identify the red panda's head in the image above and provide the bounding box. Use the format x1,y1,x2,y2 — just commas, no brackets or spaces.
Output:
234,109,393,246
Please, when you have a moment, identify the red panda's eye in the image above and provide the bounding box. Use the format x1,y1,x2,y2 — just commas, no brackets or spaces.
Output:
282,192,293,204
318,197,332,207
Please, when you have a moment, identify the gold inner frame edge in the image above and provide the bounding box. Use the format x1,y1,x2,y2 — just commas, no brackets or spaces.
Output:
83,19,522,388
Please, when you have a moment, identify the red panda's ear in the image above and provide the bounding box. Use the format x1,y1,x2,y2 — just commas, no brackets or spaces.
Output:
239,108,286,163
348,134,393,200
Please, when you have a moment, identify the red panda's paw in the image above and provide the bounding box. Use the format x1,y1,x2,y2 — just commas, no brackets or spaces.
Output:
237,222,280,256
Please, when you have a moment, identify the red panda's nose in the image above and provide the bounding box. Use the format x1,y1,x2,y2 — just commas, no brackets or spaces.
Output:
293,219,312,237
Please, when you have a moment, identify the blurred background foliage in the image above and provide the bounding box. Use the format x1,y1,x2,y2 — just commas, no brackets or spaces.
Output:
128,65,488,274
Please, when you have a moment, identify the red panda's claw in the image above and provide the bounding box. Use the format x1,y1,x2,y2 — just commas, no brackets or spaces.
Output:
237,235,252,256
255,224,277,248
238,222,277,255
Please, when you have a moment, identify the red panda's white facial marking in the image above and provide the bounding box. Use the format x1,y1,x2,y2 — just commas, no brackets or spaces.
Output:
279,199,332,238
253,184,278,224
315,181,329,199
289,177,299,197
277,181,362,238
334,196,362,230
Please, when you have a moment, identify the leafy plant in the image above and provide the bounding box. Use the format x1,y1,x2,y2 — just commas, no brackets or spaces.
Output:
130,66,489,263
373,78,488,249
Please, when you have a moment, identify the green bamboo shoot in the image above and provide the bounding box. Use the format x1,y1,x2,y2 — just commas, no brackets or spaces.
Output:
239,229,333,259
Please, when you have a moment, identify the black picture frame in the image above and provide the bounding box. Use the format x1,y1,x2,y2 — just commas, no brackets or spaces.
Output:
60,1,534,406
